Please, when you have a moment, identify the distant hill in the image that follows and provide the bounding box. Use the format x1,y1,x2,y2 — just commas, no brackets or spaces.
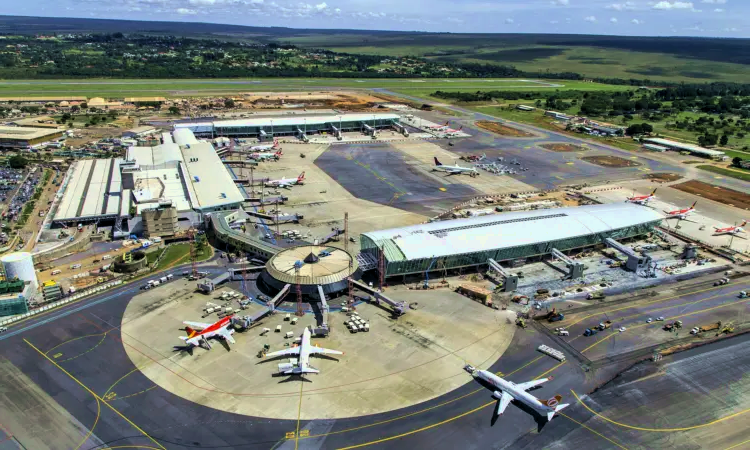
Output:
1,15,749,82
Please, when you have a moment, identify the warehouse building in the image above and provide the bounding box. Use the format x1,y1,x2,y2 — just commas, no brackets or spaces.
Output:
174,113,402,139
52,128,244,230
643,137,726,160
0,126,65,149
360,203,663,279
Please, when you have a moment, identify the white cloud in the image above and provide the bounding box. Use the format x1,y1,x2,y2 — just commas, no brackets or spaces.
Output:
188,0,215,5
631,18,643,24
314,2,327,10
334,7,340,13
607,2,635,10
652,1,696,10
551,0,569,5
724,27,738,31
445,17,464,23
584,15,597,22
610,17,618,22
714,8,724,11
176,7,197,14
701,0,726,3
505,18,514,23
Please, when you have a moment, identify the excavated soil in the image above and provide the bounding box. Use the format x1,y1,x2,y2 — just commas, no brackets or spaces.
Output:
581,155,642,168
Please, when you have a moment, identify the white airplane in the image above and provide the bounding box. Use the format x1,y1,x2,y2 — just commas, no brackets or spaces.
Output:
713,220,747,236
426,121,449,131
265,327,343,375
445,125,463,134
249,138,280,152
664,201,697,219
179,316,235,350
464,364,568,424
626,188,657,205
266,172,305,188
433,157,478,176
248,150,282,161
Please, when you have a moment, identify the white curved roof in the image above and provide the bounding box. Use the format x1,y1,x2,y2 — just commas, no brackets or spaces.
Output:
173,128,199,146
363,203,664,261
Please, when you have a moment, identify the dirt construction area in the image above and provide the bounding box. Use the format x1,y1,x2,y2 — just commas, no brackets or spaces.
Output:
540,142,588,153
582,155,642,168
121,280,516,420
242,91,385,110
645,172,683,182
475,120,534,137
672,180,750,210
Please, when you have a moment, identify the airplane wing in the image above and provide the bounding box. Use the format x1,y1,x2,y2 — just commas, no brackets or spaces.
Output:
184,321,213,330
217,328,235,344
515,378,551,391
265,347,302,358
309,346,343,356
495,391,513,416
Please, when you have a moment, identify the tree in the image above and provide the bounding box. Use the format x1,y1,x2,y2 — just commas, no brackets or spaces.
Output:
8,155,28,169
641,123,654,134
80,102,88,110
625,124,643,136
720,134,729,146
168,106,180,115
224,99,235,109
732,157,743,168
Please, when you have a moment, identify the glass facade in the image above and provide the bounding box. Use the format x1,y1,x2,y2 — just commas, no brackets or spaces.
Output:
0,296,28,317
196,118,399,138
362,221,660,277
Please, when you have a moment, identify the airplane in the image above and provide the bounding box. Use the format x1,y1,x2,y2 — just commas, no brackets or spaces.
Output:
464,364,568,425
626,188,657,205
426,121,450,131
249,138,280,152
664,201,697,220
264,327,342,375
433,157,478,177
179,315,236,350
248,149,282,161
713,220,747,236
462,153,486,162
266,172,305,188
445,125,463,135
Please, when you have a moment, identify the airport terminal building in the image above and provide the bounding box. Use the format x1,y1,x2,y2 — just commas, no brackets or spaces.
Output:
360,203,664,278
174,113,402,139
52,128,244,230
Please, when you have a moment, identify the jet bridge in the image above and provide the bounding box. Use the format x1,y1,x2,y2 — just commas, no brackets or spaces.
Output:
349,279,406,316
329,124,342,140
487,258,519,291
259,130,268,138
362,123,375,136
391,121,409,137
296,128,309,142
314,284,330,336
550,248,585,280
605,238,651,272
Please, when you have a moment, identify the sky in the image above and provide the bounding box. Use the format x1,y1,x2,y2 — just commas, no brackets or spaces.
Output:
5,0,748,37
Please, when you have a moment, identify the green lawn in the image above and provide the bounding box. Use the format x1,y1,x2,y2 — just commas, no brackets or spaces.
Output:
0,78,632,98
697,165,750,182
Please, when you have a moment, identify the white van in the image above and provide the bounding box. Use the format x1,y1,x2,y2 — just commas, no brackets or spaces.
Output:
51,269,62,275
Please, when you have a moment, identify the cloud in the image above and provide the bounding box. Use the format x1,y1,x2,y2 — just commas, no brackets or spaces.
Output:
701,0,726,3
314,2,327,10
610,17,618,22
550,20,560,24
724,27,737,31
188,0,215,4
607,2,635,10
714,8,724,11
505,18,514,23
631,18,643,24
176,7,197,14
551,0,569,5
652,1,697,10
584,15,597,22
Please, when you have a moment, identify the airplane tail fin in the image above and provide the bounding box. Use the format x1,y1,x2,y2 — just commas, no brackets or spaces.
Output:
547,403,569,421
185,326,197,338
444,121,449,126
741,220,747,227
298,171,305,181
690,201,697,209
434,157,443,166
651,188,658,195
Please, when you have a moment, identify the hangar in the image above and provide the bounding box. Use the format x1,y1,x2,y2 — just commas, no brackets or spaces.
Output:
174,113,402,139
52,129,244,229
360,203,664,278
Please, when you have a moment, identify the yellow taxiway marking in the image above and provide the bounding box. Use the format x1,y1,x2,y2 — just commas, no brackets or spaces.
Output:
439,187,447,192
294,378,304,450
572,390,750,432
559,412,629,450
25,339,166,450
566,162,574,165
723,437,750,450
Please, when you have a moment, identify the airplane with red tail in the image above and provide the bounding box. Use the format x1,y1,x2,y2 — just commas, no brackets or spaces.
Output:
179,315,235,350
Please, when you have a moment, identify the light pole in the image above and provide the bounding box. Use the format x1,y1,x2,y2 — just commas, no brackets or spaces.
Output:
270,119,273,140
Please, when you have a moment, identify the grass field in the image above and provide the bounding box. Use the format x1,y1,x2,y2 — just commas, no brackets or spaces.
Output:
697,165,750,182
0,78,629,98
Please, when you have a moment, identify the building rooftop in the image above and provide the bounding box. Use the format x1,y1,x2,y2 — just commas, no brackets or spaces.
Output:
180,140,244,211
174,113,401,130
363,203,664,262
0,126,63,140
644,137,725,157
